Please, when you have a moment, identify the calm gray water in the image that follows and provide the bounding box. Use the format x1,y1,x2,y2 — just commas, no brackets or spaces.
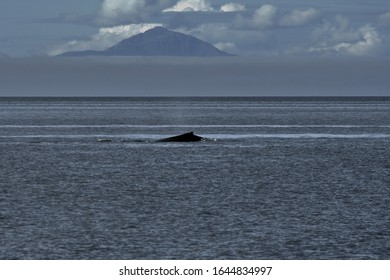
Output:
0,97,389,259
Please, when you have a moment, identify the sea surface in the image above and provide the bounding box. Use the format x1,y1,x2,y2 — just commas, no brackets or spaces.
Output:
0,97,389,259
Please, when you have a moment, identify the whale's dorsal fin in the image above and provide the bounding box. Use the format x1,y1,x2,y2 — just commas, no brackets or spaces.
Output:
156,131,204,142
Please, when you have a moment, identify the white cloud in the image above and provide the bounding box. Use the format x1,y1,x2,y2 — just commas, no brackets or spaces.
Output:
312,16,361,44
99,0,146,22
309,21,382,56
235,5,321,30
176,23,231,43
163,1,246,13
214,42,238,53
341,25,382,55
176,23,269,55
252,5,278,28
163,0,213,12
279,8,321,27
47,3,387,58
235,4,278,29
49,23,162,56
98,0,172,24
220,3,246,12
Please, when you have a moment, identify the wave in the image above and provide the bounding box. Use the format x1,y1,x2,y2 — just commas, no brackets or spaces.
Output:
204,134,390,139
1,124,390,129
2,104,390,110
1,133,390,140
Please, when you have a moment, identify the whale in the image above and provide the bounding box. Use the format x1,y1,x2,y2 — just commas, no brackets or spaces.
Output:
156,132,204,142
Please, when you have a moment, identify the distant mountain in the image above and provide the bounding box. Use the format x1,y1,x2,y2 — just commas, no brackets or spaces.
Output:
59,27,234,57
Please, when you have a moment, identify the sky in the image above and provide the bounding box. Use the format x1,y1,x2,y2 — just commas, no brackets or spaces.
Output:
1,0,390,96
0,0,389,57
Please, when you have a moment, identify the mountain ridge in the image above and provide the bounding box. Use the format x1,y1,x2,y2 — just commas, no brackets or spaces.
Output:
58,27,234,57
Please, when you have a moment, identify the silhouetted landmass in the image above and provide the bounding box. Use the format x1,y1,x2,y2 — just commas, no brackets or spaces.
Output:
59,27,233,57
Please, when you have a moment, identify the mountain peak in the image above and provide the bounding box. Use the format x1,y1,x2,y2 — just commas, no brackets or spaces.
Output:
59,27,234,57
144,26,169,33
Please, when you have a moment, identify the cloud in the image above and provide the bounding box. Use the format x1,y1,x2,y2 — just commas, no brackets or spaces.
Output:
279,8,321,27
235,4,278,29
235,5,321,30
312,16,360,43
49,23,162,56
251,5,278,29
98,0,172,24
46,2,388,57
214,42,238,53
163,1,245,13
99,0,146,23
177,23,232,43
309,17,382,56
220,3,246,12
176,23,269,55
163,0,213,12
338,25,382,55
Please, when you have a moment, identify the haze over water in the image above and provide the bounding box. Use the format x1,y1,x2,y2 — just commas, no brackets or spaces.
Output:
1,57,390,97
0,97,389,259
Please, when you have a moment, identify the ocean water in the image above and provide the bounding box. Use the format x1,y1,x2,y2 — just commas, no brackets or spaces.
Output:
0,97,389,260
